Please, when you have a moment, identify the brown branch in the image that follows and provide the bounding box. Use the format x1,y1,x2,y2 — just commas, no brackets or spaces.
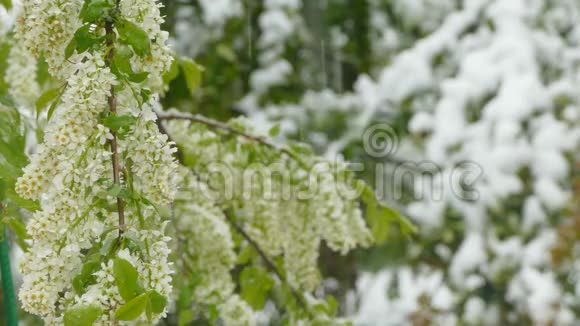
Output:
157,113,310,170
105,21,126,237
223,210,311,312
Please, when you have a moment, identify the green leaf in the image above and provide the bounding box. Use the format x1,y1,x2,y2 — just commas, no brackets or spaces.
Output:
99,231,118,256
178,311,195,326
140,88,151,103
162,56,179,85
147,290,167,314
123,235,144,256
102,115,137,132
65,24,104,59
46,93,63,121
0,140,27,170
0,164,17,188
112,45,134,77
366,201,391,243
190,271,202,290
2,216,30,251
326,296,338,316
63,305,102,326
360,182,416,243
145,299,153,321
106,184,122,197
0,0,11,10
82,0,114,23
35,55,51,88
216,44,236,62
79,0,91,19
180,57,203,95
239,267,274,310
113,257,138,301
177,278,195,325
115,292,148,321
0,215,30,252
0,93,15,108
72,255,100,295
0,105,26,170
236,245,257,265
5,189,40,212
207,305,219,324
105,183,133,200
117,19,151,57
268,124,281,137
111,46,151,84
36,87,62,118
65,39,76,60
312,295,339,318
2,216,29,240
288,142,314,156
128,71,149,83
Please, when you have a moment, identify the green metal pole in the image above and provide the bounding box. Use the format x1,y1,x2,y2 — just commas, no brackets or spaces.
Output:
0,223,18,326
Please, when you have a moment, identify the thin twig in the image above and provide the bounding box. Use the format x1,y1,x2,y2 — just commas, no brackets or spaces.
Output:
157,113,310,170
222,210,311,312
105,21,126,237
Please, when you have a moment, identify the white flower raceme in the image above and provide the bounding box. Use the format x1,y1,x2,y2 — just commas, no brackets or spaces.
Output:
15,0,178,324
17,0,82,79
167,117,372,293
174,168,256,326
16,52,112,201
116,92,179,205
5,39,39,109
119,0,173,92
242,0,303,102
16,54,177,324
220,295,256,326
198,0,243,27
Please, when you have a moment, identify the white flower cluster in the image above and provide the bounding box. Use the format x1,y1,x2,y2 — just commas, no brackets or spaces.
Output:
14,0,178,323
198,0,243,27
16,53,112,201
5,30,39,110
17,56,116,320
119,0,173,92
240,0,304,107
166,117,372,294
17,0,82,79
116,91,179,206
221,295,256,326
174,167,256,325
